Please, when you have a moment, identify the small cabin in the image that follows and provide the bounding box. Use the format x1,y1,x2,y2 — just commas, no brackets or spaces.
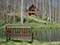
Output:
28,4,39,16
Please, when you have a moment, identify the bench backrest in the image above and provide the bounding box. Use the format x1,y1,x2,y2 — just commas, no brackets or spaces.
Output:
6,26,32,39
6,26,32,34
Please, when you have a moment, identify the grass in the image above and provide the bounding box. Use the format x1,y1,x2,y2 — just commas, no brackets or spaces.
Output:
0,22,60,31
0,37,60,45
0,21,60,45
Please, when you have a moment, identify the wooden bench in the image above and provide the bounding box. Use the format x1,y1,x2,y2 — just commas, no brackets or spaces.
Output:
6,26,33,43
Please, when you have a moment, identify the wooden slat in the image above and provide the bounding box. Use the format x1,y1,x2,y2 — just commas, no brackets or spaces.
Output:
29,28,30,34
24,28,25,34
26,28,27,34
7,26,31,28
31,27,32,34
10,28,11,33
13,28,14,34
9,33,31,36
22,28,23,34
8,37,32,39
19,28,20,33
15,28,16,33
17,28,18,33
8,33,31,35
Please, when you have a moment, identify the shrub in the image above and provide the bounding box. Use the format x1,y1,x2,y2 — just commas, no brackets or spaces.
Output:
44,18,47,21
23,18,27,23
16,16,21,22
0,21,5,27
29,19,35,23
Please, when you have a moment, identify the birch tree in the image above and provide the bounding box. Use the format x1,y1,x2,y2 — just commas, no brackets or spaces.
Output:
46,0,49,25
42,0,45,19
55,0,57,23
2,7,4,22
27,5,29,23
21,0,24,23
57,0,59,23
14,0,16,23
6,0,9,23
36,0,38,10
36,0,39,21
52,0,54,23
49,0,52,22
40,0,41,17
9,0,12,23
18,0,21,17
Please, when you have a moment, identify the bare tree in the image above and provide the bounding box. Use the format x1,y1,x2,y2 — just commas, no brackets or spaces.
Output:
13,0,16,23
52,0,55,23
42,0,45,19
57,0,59,23
18,0,21,18
21,0,24,23
9,0,12,23
26,5,29,23
2,7,5,22
6,0,9,23
46,0,49,25
55,0,57,23
49,0,52,22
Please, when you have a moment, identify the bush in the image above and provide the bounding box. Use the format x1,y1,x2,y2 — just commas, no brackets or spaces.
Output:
29,19,35,23
44,18,47,21
0,21,4,27
23,18,27,23
16,16,21,22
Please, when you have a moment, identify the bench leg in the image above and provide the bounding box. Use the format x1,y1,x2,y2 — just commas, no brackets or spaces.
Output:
31,38,33,43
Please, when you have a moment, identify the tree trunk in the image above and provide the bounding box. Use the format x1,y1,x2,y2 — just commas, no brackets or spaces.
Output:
27,5,29,23
46,0,49,25
6,0,9,23
53,0,54,23
57,0,58,23
14,0,16,23
2,7,4,22
42,0,45,19
21,0,24,23
49,0,52,22
55,0,57,23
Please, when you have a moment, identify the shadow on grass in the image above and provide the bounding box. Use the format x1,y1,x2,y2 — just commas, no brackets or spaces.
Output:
10,39,32,43
11,40,22,42
0,41,8,44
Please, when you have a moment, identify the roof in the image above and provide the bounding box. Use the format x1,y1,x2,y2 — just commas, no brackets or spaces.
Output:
28,4,36,9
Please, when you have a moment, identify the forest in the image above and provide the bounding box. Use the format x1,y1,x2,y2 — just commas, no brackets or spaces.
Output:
0,0,60,45
0,0,60,24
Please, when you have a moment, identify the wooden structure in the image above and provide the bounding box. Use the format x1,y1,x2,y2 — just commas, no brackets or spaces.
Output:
6,26,33,43
28,4,39,16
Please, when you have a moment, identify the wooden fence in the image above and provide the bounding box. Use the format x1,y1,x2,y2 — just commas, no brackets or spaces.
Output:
0,28,60,41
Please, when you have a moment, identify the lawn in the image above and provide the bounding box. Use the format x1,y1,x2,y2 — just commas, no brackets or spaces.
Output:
0,37,60,45
0,21,60,45
0,22,60,31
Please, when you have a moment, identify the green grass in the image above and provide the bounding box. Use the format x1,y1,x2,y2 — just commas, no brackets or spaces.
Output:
0,37,60,45
0,22,60,31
